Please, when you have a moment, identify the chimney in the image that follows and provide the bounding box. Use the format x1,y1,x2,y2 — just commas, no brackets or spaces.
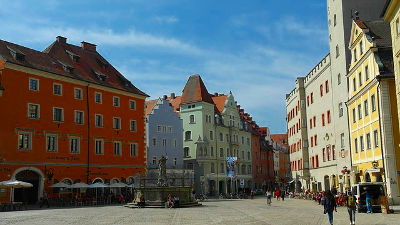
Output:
163,95,168,100
81,41,97,51
170,93,176,99
56,36,67,44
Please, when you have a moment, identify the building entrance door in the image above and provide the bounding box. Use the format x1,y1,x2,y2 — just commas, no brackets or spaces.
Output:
14,170,41,204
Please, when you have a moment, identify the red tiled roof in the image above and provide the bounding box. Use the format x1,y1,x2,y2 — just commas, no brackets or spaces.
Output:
145,99,158,115
181,74,214,105
354,19,368,29
0,37,148,97
212,95,227,113
167,96,182,113
271,134,288,147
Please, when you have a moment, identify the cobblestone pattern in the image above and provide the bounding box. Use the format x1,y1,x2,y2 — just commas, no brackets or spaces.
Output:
1,197,400,225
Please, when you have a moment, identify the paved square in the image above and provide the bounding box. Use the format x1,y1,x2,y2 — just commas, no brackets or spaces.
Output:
1,197,400,225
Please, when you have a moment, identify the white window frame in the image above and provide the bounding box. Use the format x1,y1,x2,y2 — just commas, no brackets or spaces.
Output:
53,107,64,122
130,143,138,157
95,92,102,104
95,139,104,155
53,83,63,96
114,141,122,156
46,134,58,152
189,115,195,124
18,131,32,151
74,88,83,100
113,117,121,130
74,110,84,125
130,120,137,132
29,78,39,91
95,114,103,127
129,100,136,110
113,96,120,107
374,130,379,148
27,103,40,119
366,133,371,150
70,136,80,154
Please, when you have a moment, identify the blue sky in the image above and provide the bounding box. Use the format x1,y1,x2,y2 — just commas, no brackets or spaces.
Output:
0,0,330,133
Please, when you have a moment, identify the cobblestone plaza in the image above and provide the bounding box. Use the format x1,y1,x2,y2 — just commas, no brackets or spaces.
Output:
1,198,400,225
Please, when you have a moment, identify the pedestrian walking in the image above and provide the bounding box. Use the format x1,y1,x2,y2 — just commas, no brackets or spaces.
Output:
250,189,254,199
39,191,50,208
266,189,272,205
323,190,337,225
275,189,280,201
346,191,356,225
364,188,373,213
281,190,285,201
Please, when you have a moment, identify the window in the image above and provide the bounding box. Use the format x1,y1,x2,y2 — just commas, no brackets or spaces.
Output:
29,78,39,91
189,115,195,123
315,155,319,167
322,148,326,162
327,146,331,161
311,136,314,147
53,107,63,122
211,163,215,173
314,135,317,146
320,84,324,97
130,143,137,157
157,126,162,132
366,133,371,149
339,103,343,117
340,133,345,148
70,137,80,154
95,139,104,154
184,147,190,157
309,119,312,129
359,72,362,86
95,92,102,103
220,148,224,157
74,88,82,99
220,163,224,173
113,117,121,130
353,49,357,62
307,96,310,106
210,146,214,156
247,138,250,145
75,110,84,124
152,138,156,146
210,131,214,140
248,152,250,160
28,103,40,119
338,73,341,85
336,45,339,58
371,94,376,112
354,138,358,153
53,83,62,95
152,157,157,165
333,14,336,26
364,100,369,116
311,92,314,103
18,132,32,150
360,135,364,151
114,142,121,156
95,114,103,127
396,18,400,36
327,110,331,124
313,116,316,127
185,131,192,141
352,108,356,123
374,130,379,148
332,145,336,160
325,80,329,93
113,96,120,107
358,104,362,120
365,65,369,81
174,158,177,166
220,133,224,141
129,100,136,110
360,40,363,55
174,139,177,148
130,120,136,132
162,139,167,147
46,134,58,152
322,113,325,126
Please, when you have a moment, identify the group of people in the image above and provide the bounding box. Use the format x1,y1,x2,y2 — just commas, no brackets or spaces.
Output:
264,188,286,205
321,190,357,225
166,194,180,208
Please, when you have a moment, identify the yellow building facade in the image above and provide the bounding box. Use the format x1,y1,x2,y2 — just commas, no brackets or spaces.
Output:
347,19,400,204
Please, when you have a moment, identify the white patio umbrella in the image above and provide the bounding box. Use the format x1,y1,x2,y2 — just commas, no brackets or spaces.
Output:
70,182,89,188
0,179,33,202
50,182,71,188
88,182,109,200
110,183,127,188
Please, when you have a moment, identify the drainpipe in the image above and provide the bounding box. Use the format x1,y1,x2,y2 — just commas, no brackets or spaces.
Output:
86,84,91,184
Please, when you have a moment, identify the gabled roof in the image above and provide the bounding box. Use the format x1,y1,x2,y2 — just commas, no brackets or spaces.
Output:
212,95,227,113
181,74,214,105
271,134,288,148
0,37,148,97
145,99,158,115
167,96,182,113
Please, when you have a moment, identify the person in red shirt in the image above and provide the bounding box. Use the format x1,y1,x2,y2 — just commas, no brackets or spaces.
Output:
275,189,280,201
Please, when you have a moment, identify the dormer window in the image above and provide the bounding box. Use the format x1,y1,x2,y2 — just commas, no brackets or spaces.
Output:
66,50,80,62
58,61,74,74
96,58,108,69
94,71,108,81
7,46,25,61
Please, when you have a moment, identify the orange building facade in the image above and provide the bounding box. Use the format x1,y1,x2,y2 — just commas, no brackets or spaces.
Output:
0,37,148,203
